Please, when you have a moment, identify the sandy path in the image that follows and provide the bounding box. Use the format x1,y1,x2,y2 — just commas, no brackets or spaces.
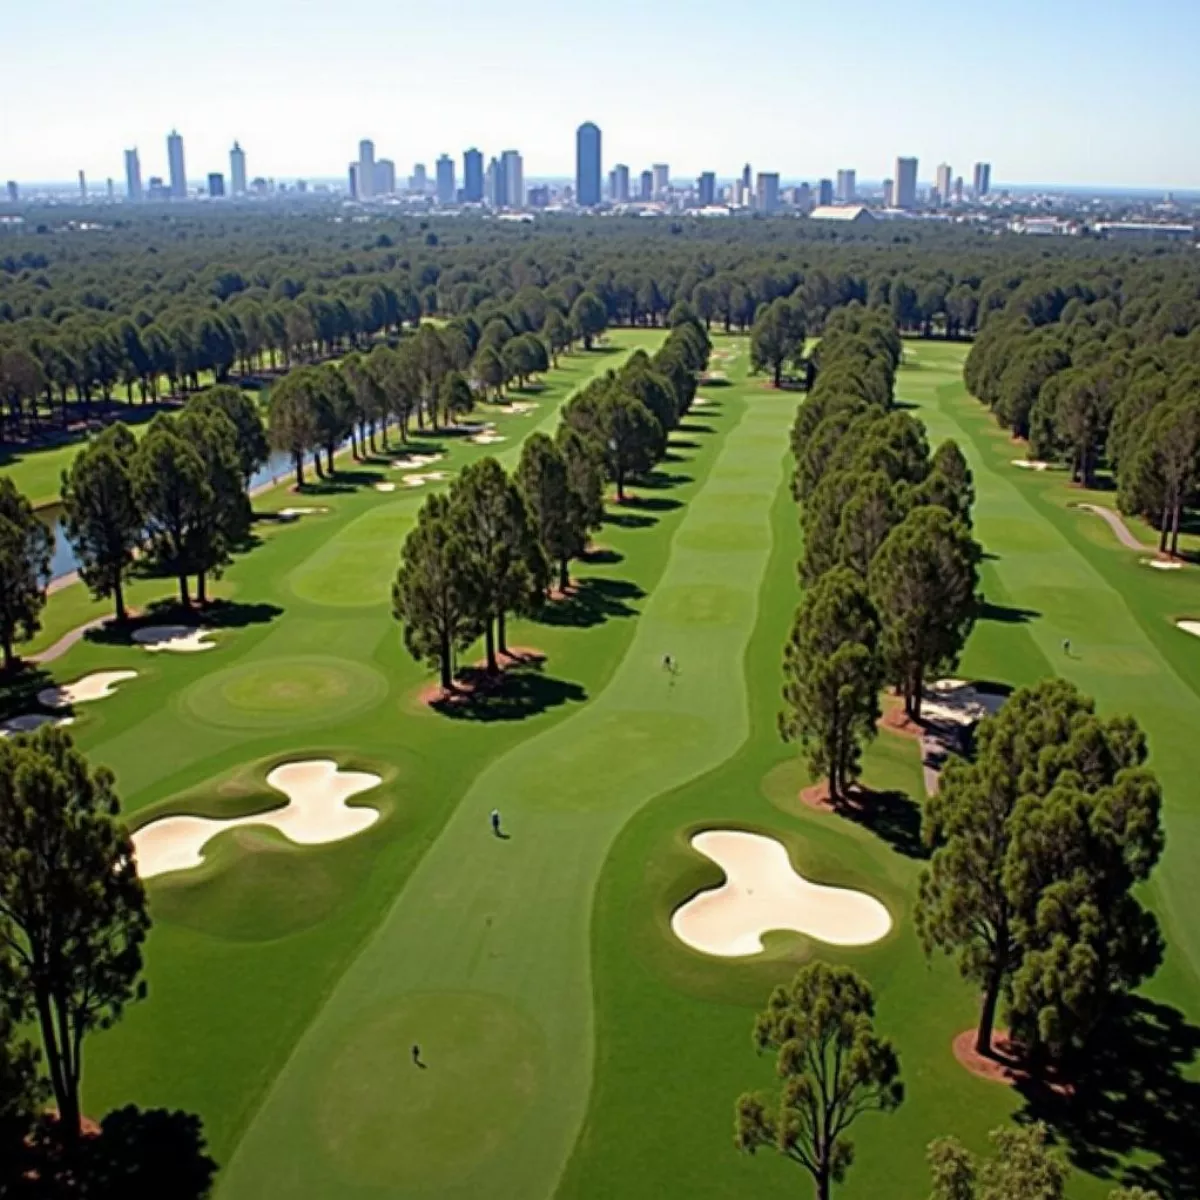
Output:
131,760,382,880
1077,503,1143,550
38,670,137,708
26,616,110,665
672,831,892,956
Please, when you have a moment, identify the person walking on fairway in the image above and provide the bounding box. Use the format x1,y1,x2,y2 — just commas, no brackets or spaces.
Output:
1063,638,1071,657
662,653,673,672
490,808,502,837
411,1044,423,1067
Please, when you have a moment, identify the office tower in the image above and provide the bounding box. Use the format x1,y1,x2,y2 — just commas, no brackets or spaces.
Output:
375,160,396,195
575,122,602,207
124,148,142,201
463,148,484,202
609,163,630,203
4,181,16,205
358,139,376,199
936,163,953,207
485,157,502,207
436,155,456,205
207,172,225,198
651,163,669,200
105,178,114,202
954,176,964,204
893,156,918,208
756,172,780,214
348,163,359,200
836,169,856,202
796,182,813,212
230,142,247,195
697,171,716,207
527,184,550,209
501,150,523,207
882,179,894,207
817,178,833,207
146,176,169,201
167,129,187,198
409,163,427,194
78,170,87,201
972,162,991,198
741,163,752,191
639,170,653,201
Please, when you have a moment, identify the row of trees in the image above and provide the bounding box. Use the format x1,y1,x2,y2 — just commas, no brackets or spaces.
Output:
778,306,980,805
392,311,710,689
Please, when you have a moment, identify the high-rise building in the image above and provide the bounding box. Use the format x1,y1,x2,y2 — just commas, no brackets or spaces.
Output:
795,182,813,212
230,142,247,195
651,163,669,200
358,139,376,199
697,171,716,207
639,170,653,202
348,163,359,200
612,164,630,203
501,150,523,208
882,179,894,207
756,172,780,214
375,160,396,195
741,163,752,191
167,130,187,199
817,178,834,207
147,176,169,202
207,173,226,198
894,156,918,209
485,157,503,208
436,155,456,205
973,162,991,198
4,181,17,205
463,148,484,203
954,176,964,204
836,169,856,202
105,178,114,202
124,149,142,202
527,184,551,209
575,121,602,207
77,170,87,202
936,163,953,207
409,163,428,194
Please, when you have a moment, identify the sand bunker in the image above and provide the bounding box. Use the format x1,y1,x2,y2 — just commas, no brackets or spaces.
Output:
131,759,382,880
402,470,449,488
390,453,443,470
1143,558,1183,571
132,626,217,653
692,397,713,407
0,713,75,738
1011,459,1053,471
921,679,1007,727
277,506,329,519
38,671,137,709
470,432,506,445
374,482,397,493
1177,620,1200,638
671,830,892,957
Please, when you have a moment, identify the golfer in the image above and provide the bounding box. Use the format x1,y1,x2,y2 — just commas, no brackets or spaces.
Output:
490,808,502,837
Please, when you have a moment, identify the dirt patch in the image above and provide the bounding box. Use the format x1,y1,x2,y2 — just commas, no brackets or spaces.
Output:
879,700,922,740
952,1029,1072,1097
418,647,547,710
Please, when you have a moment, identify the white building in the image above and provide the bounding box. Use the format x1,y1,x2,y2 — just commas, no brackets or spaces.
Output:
501,150,523,208
809,205,875,224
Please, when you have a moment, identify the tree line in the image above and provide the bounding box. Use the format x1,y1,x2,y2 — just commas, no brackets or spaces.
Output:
392,310,709,690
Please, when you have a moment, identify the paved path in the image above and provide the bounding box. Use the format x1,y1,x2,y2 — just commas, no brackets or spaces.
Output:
26,616,110,665
1077,502,1144,550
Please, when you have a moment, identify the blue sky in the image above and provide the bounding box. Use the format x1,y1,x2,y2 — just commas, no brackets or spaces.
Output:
4,0,1199,188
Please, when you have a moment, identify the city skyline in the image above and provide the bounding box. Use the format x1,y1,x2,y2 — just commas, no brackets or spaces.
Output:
3,0,1200,189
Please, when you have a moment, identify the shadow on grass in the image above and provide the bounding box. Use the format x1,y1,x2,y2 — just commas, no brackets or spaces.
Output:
0,665,56,720
700,377,732,388
678,422,715,436
433,657,586,722
1020,996,1200,1199
621,493,683,513
979,600,1041,625
536,577,643,628
581,546,624,566
603,510,656,530
841,787,928,860
640,470,692,490
86,599,283,646
297,467,387,495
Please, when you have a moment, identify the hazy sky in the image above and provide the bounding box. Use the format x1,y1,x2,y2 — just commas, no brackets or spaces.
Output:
4,0,1198,189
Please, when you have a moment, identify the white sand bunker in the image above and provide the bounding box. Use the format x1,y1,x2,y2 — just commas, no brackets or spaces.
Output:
692,397,713,408
131,759,382,880
470,432,506,445
922,679,1007,727
390,453,443,470
277,506,329,519
1012,459,1053,471
504,401,538,415
1144,558,1183,571
374,481,397,493
672,830,892,957
402,470,449,488
38,671,137,709
1176,620,1200,638
0,713,75,738
132,626,217,653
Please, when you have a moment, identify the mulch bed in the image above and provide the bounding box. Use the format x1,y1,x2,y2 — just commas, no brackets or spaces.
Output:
952,1029,1073,1097
878,698,923,740
417,646,546,710
797,780,874,816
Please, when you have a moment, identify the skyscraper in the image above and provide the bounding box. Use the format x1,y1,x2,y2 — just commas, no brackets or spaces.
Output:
77,170,87,201
639,170,653,202
106,178,114,202
230,142,247,195
936,163,953,206
609,164,630,203
463,149,484,203
652,163,669,200
756,172,780,214
818,178,834,207
486,157,503,208
501,150,523,208
894,157,918,209
836,169,856,202
358,139,376,200
207,173,226,198
882,179,895,208
972,162,991,198
741,163,752,191
697,171,716,207
167,130,187,199
575,122,602,207
410,163,428,194
348,163,359,200
954,176,964,204
4,181,17,206
436,155,456,205
375,160,396,195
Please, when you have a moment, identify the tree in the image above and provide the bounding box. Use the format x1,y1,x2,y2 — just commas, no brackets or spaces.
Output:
780,569,882,806
600,391,662,502
569,291,608,350
918,440,975,526
186,384,269,482
0,726,149,1144
542,309,570,365
556,426,606,533
85,1106,219,1200
927,1123,1067,1200
474,345,506,400
268,368,320,488
750,298,807,387
131,416,212,606
0,1011,43,1190
869,506,979,720
439,370,474,425
0,478,52,673
835,471,901,579
735,963,903,1200
392,494,480,692
60,423,142,625
517,433,585,594
917,679,1163,1063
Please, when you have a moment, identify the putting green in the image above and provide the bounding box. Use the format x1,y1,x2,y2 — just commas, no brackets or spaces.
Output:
182,655,390,732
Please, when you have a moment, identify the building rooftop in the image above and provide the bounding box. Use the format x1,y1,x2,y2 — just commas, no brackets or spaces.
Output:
808,205,874,221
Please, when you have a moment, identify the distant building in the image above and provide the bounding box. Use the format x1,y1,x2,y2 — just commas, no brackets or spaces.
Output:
817,178,833,207
167,130,187,198
809,204,875,225
527,184,551,209
756,172,780,214
207,172,225,197
836,169,856,202
697,171,716,207
105,178,114,202
1094,221,1194,243
973,162,991,199
639,170,653,201
882,178,895,207
77,170,87,201
610,164,630,203
576,122,602,207
1013,217,1072,236
147,176,169,202
652,163,670,200
358,140,376,199
954,176,964,204
409,163,427,194
230,142,247,195
4,181,16,205
375,159,396,196
741,163,752,191
463,148,484,203
894,157,918,209
794,182,813,212
501,150,523,207
936,163,952,206
486,157,504,208
348,164,359,200
436,155,456,205
124,149,142,202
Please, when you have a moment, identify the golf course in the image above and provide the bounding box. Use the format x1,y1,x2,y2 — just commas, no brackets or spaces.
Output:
5,330,1198,1198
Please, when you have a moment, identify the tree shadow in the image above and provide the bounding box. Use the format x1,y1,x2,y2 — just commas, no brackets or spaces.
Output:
840,786,929,860
640,470,692,490
603,510,656,530
678,422,715,436
621,493,683,513
85,598,283,646
581,546,624,566
535,577,644,628
432,657,586,722
1018,996,1200,1198
978,600,1041,625
298,467,386,495
700,377,732,388
892,400,919,412
0,664,56,720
